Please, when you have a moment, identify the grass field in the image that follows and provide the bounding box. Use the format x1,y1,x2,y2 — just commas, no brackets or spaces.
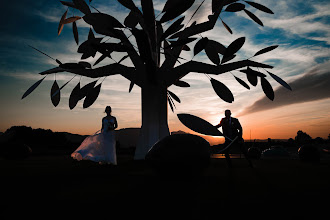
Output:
1,155,329,219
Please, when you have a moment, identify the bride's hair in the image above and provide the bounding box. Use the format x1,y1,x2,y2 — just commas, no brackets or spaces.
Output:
105,106,112,114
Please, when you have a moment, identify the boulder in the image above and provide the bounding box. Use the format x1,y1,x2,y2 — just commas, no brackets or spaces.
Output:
247,147,261,160
2,143,32,160
146,134,210,178
262,145,290,158
298,144,320,162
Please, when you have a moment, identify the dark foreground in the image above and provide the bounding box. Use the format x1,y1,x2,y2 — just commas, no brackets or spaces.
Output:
1,155,329,219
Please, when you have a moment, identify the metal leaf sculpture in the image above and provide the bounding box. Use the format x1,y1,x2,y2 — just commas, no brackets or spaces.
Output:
210,78,234,103
177,114,223,136
25,0,291,159
51,80,61,107
22,76,46,99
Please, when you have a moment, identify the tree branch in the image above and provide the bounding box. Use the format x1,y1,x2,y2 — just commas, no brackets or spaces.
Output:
39,64,141,86
164,60,273,87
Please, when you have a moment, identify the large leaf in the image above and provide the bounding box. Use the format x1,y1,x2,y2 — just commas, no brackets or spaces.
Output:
166,38,197,49
52,75,76,98
72,21,79,45
167,90,181,103
83,13,124,29
244,1,274,14
69,82,81,109
51,80,61,107
177,113,223,136
221,19,233,34
205,43,220,65
254,45,278,57
210,78,234,103
58,10,68,35
83,83,102,108
240,67,265,86
162,17,185,40
267,71,292,91
244,9,263,26
21,76,46,99
208,39,226,55
234,76,250,90
167,95,175,112
60,1,77,9
225,3,245,12
261,77,274,101
72,0,91,14
124,11,140,28
221,37,245,64
129,80,134,93
63,16,82,24
160,0,195,23
193,37,208,56
173,80,190,87
117,0,139,12
79,80,98,100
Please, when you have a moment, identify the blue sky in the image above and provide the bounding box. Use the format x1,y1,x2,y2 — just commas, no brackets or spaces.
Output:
0,0,329,139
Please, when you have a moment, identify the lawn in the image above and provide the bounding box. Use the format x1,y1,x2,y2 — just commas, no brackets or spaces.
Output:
1,155,329,219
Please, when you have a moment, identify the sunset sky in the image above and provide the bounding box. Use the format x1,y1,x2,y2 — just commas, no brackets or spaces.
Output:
0,0,329,140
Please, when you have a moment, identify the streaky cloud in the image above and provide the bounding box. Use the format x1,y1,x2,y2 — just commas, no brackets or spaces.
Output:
239,61,330,116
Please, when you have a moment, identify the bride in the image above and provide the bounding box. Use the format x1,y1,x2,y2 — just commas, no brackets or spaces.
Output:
71,106,118,165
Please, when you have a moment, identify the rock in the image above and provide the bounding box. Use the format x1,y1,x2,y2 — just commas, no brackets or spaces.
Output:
262,145,290,158
247,147,261,160
2,143,32,160
146,134,210,178
298,144,320,162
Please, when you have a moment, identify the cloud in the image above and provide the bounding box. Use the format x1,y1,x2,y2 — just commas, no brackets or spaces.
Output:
239,61,330,116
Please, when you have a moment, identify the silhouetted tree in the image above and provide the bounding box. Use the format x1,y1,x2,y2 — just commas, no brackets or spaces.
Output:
22,0,291,159
295,130,312,145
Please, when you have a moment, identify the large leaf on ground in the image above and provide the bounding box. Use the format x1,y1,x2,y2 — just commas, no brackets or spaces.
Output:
160,0,195,23
210,78,234,103
267,71,292,91
221,37,245,64
244,9,263,26
193,37,208,56
72,0,91,14
244,1,274,14
254,45,278,57
261,77,274,100
177,113,223,136
83,83,102,108
51,80,60,107
22,76,46,99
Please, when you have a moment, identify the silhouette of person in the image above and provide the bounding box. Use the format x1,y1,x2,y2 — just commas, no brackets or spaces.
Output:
215,110,252,167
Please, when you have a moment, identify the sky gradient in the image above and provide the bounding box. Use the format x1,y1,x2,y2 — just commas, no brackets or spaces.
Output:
0,0,329,140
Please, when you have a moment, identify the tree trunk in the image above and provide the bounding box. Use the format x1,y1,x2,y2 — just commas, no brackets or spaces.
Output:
134,84,170,160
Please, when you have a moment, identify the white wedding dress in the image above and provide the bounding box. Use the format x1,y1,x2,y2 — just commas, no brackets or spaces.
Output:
71,117,117,165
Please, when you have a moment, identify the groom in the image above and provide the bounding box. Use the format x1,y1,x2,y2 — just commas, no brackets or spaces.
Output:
215,110,252,167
